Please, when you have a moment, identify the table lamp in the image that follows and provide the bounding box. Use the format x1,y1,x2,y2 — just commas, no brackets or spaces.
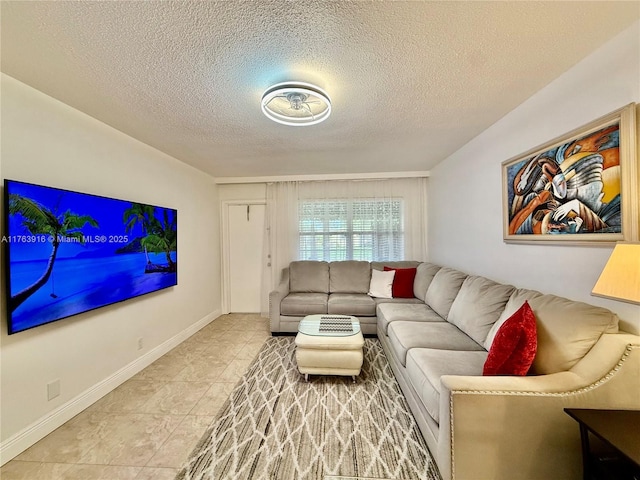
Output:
591,242,640,305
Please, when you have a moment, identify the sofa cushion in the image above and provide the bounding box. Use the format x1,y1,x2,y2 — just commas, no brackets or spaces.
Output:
384,266,417,298
485,288,543,349
374,297,424,307
483,301,537,376
387,321,485,366
281,293,328,315
328,293,376,316
424,267,468,320
289,261,329,293
413,263,442,301
377,303,445,335
406,348,487,424
528,294,618,374
448,276,515,345
329,261,371,293
374,298,425,322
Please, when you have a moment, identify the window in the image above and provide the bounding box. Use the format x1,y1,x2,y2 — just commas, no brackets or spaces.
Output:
298,199,404,261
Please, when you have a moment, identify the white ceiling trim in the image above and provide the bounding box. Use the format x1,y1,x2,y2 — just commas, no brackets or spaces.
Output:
214,171,431,185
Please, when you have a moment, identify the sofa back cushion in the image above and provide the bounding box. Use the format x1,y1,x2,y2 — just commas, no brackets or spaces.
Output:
528,294,618,375
289,261,330,293
448,276,515,345
413,263,442,301
330,261,371,293
424,267,468,320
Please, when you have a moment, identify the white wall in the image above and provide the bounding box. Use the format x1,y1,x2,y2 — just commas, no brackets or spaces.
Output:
0,74,221,460
428,22,640,334
217,183,267,203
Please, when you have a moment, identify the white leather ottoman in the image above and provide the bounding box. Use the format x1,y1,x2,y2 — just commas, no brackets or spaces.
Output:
295,315,365,381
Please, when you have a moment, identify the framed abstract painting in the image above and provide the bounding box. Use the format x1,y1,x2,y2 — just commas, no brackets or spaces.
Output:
502,103,638,244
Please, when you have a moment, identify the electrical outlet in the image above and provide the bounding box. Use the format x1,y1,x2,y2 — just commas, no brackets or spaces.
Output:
137,337,143,350
47,379,60,401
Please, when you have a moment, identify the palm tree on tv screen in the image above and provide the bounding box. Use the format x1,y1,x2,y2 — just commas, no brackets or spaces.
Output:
123,202,155,264
142,208,177,272
123,203,176,272
8,194,99,313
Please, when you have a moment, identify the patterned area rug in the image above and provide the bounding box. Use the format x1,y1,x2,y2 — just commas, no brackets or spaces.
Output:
176,337,440,480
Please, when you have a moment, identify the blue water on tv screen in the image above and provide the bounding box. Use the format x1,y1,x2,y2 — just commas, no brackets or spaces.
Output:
3,180,177,334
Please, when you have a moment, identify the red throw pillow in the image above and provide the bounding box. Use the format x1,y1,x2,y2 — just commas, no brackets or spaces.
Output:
384,266,417,298
483,301,537,376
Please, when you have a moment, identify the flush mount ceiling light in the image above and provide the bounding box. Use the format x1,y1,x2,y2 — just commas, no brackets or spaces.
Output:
261,82,331,126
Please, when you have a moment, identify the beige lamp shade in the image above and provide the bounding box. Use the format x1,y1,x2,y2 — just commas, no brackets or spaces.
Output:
591,242,640,305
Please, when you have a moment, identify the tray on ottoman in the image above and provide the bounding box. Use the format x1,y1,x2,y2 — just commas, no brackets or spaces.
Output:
295,315,365,382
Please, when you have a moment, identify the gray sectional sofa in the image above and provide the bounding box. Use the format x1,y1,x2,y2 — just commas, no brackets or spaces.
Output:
269,260,640,480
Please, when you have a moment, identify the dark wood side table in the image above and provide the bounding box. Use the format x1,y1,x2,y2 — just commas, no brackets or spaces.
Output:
564,408,640,480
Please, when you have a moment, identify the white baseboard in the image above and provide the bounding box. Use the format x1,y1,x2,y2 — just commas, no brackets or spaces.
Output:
0,309,221,466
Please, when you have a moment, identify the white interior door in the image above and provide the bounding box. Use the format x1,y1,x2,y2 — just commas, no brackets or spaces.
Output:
228,204,265,312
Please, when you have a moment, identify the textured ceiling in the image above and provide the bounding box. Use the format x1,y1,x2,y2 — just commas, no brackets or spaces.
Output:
1,1,639,179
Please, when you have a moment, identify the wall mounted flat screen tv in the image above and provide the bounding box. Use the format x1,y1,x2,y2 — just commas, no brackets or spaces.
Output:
3,180,177,334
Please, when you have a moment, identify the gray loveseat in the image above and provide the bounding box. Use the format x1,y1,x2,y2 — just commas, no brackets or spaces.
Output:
269,260,640,480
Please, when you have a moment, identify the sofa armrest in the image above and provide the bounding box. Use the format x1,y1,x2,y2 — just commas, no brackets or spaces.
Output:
436,335,640,480
269,268,290,332
441,370,584,393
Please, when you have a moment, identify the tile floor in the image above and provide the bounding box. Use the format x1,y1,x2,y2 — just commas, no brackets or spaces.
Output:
1,313,270,480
